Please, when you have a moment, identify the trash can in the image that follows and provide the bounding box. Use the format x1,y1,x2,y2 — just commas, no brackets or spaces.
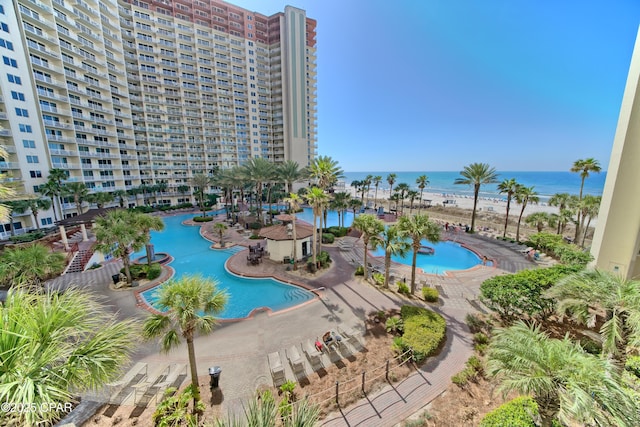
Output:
209,366,221,388
112,274,121,285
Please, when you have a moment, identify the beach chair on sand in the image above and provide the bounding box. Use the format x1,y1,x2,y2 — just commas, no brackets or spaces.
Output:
286,345,306,378
303,340,324,369
268,352,286,386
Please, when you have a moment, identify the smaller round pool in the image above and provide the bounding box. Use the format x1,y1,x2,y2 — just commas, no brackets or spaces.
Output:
371,240,487,274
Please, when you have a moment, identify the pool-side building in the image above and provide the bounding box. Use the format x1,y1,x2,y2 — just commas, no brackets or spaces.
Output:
258,220,313,264
590,26,640,279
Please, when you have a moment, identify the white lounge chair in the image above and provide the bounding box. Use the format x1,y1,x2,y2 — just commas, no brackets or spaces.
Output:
268,351,286,386
286,345,306,377
303,340,324,369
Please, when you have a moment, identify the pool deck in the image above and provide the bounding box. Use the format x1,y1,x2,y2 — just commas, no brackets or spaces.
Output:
46,213,540,426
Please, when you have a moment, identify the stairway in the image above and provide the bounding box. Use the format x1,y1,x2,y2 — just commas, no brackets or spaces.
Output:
65,247,93,274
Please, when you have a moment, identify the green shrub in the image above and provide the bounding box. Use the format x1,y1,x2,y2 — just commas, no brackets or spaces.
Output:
385,317,404,335
473,332,489,345
400,305,446,363
480,396,539,427
249,222,262,230
451,367,475,387
193,216,214,222
321,233,335,244
125,264,147,279
466,355,483,375
422,287,439,302
355,265,364,276
317,251,331,268
326,226,348,237
392,336,410,357
372,272,384,286
147,263,162,281
474,343,488,355
466,313,487,333
306,260,316,273
9,231,45,243
397,282,410,295
626,356,640,378
580,337,602,355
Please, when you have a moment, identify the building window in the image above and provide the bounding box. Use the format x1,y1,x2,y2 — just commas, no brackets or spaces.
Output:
0,38,13,50
19,124,32,133
29,170,42,178
11,91,25,101
22,139,35,148
41,217,53,226
26,155,39,163
1,22,8,32
15,108,28,117
7,74,21,84
3,56,17,67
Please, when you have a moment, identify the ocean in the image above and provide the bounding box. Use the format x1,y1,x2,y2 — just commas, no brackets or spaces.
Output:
340,171,606,202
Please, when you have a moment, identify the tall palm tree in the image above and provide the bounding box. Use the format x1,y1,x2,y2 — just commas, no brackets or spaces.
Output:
546,269,640,358
0,288,138,427
378,224,410,288
397,214,441,293
46,168,68,219
351,180,364,205
191,173,211,217
113,189,128,208
349,198,362,226
394,183,410,215
38,180,60,222
284,193,302,269
363,174,373,207
143,275,227,410
571,158,601,241
133,212,165,266
580,195,601,247
63,182,89,215
213,222,228,247
242,158,275,223
497,178,520,238
87,191,114,209
407,190,419,213
0,243,65,288
352,213,384,281
307,155,344,191
454,163,499,233
525,211,550,232
5,199,30,236
386,173,397,213
548,192,572,234
372,175,382,209
488,321,639,427
514,185,539,242
415,174,429,213
26,197,52,229
94,210,146,284
330,191,351,228
277,160,304,194
304,187,328,266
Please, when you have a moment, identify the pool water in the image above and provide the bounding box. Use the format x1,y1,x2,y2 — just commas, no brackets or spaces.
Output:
137,213,314,319
370,239,487,274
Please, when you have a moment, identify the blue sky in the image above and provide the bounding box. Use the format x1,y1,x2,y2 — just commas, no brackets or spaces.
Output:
231,0,640,171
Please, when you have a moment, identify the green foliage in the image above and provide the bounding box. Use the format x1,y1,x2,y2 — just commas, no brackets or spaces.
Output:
480,264,583,321
473,332,489,345
580,337,602,355
466,313,489,333
249,222,262,230
372,272,385,286
526,232,593,266
327,226,348,237
193,216,214,222
451,367,475,387
480,396,539,427
474,343,488,355
355,265,364,276
125,263,146,279
317,250,331,268
152,384,203,427
385,317,404,334
399,305,446,363
422,287,439,302
392,336,410,356
625,356,640,378
397,282,410,295
466,355,484,374
147,263,162,281
9,231,45,243
321,232,335,244
0,243,66,287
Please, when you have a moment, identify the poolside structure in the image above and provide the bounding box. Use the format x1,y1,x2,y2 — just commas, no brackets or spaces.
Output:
258,218,313,264
591,26,640,279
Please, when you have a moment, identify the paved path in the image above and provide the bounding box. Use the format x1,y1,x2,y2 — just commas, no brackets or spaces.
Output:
46,216,538,425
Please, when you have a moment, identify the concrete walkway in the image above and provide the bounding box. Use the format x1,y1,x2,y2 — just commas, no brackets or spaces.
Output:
46,215,537,425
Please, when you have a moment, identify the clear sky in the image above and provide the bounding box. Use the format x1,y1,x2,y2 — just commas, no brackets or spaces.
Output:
230,0,640,171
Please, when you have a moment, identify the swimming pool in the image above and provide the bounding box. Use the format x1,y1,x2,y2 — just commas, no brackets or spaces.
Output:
370,239,486,274
136,214,314,319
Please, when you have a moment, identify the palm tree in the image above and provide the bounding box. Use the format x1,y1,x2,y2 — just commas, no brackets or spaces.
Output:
330,191,351,228
379,224,410,288
87,191,114,209
349,198,362,225
454,163,499,233
133,212,165,266
386,173,397,213
580,195,601,247
0,243,65,288
394,182,410,215
0,288,138,427
63,182,89,215
94,210,146,284
284,193,302,269
352,213,385,281
363,174,373,207
307,155,344,191
143,275,227,410
191,173,211,217
242,158,276,223
397,214,441,293
525,211,550,232
46,168,68,219
38,180,61,222
497,178,520,238
215,394,320,427
351,180,363,204
113,189,128,208
488,321,639,427
26,197,52,229
5,199,30,236
514,185,539,242
546,269,640,358
305,187,328,266
548,193,572,234
372,175,382,209
277,160,304,194
416,174,429,213
213,222,228,247
571,158,602,241
407,190,419,213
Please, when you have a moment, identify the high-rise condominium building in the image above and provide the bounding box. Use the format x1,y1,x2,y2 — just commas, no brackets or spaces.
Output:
0,0,317,237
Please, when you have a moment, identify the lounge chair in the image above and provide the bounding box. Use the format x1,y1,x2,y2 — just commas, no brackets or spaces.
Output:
302,340,324,369
268,351,286,386
286,345,306,377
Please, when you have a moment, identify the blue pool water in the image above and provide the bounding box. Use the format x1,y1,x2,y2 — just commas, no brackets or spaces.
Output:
370,240,485,274
296,208,355,228
137,213,314,319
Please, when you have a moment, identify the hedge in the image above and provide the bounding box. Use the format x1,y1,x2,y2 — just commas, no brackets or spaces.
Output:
147,263,162,280
480,396,539,427
193,216,214,222
398,305,446,363
422,287,439,302
322,233,335,244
